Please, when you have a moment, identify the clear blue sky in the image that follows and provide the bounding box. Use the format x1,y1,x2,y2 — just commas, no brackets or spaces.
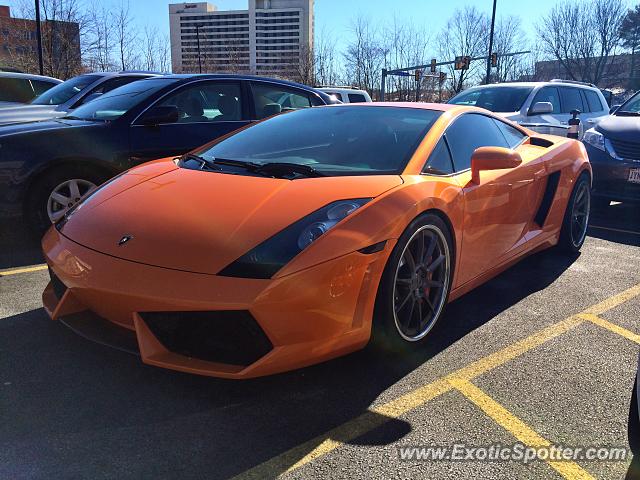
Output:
2,0,613,55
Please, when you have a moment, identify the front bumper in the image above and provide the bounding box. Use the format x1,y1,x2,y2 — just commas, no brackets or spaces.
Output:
42,228,392,379
585,143,640,203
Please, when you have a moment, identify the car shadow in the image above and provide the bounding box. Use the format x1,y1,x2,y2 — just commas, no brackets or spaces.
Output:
626,373,639,480
0,247,579,480
0,219,43,270
588,202,640,247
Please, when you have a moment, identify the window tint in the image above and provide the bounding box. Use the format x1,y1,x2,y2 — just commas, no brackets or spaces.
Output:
31,74,101,105
0,78,33,102
585,90,604,112
424,138,454,175
252,83,312,119
531,87,560,114
559,87,584,113
31,79,57,96
445,114,509,172
157,81,242,123
493,119,527,148
198,106,442,175
348,93,368,103
448,86,533,112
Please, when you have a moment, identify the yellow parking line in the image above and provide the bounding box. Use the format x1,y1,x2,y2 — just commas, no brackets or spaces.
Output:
579,313,640,345
227,283,640,480
0,264,48,277
450,379,595,480
582,283,640,316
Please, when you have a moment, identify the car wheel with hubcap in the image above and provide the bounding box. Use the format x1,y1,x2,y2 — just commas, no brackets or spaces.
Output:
559,172,591,252
26,165,107,235
372,213,453,351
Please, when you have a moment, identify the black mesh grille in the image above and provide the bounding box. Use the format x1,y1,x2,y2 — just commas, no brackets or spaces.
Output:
48,267,67,300
610,139,640,161
140,311,273,366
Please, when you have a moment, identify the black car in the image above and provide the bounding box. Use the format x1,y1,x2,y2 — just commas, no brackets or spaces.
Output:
0,74,335,232
582,90,640,208
0,71,158,126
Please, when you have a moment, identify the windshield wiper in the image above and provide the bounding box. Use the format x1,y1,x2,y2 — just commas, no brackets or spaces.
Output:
253,162,325,178
615,111,640,116
180,153,221,171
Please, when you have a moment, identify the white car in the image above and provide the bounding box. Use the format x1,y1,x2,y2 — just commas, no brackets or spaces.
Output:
318,87,372,103
448,80,610,139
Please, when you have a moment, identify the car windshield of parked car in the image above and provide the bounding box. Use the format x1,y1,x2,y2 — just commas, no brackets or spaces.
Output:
616,92,640,115
196,106,441,175
448,86,533,112
31,74,101,105
65,78,175,121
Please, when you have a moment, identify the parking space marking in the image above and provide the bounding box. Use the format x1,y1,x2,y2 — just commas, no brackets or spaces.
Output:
0,264,47,277
579,313,640,345
233,283,640,479
450,379,595,480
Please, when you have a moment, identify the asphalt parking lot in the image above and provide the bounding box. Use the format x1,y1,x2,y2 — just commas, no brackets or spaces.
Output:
1,202,639,480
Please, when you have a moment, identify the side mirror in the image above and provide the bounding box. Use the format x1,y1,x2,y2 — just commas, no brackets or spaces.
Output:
529,101,554,115
140,105,179,126
81,92,103,105
609,104,621,115
471,146,522,184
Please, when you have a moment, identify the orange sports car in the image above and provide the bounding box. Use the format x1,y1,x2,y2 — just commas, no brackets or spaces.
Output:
42,103,592,379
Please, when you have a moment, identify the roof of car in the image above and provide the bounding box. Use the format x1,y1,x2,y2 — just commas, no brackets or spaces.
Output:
0,71,62,82
467,81,600,90
160,73,324,91
325,102,459,112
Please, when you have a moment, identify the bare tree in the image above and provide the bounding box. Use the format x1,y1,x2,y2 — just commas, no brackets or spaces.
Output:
344,15,386,99
538,0,626,85
85,4,114,71
113,0,137,71
437,6,489,94
620,4,640,88
314,28,340,86
491,16,530,82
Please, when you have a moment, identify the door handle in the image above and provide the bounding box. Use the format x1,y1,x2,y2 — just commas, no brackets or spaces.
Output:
587,119,596,124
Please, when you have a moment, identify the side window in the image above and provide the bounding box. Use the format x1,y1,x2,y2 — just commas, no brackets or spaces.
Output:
0,78,33,102
252,83,312,119
78,77,142,105
585,90,605,113
423,138,454,175
559,87,584,113
326,92,342,101
348,93,368,103
531,87,560,114
31,80,56,96
445,114,509,172
156,82,242,123
493,119,527,148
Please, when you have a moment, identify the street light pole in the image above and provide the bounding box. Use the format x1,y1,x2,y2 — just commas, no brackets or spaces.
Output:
34,0,44,75
485,0,497,85
195,24,202,74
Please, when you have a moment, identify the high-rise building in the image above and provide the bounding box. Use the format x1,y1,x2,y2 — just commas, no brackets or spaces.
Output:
169,1,313,78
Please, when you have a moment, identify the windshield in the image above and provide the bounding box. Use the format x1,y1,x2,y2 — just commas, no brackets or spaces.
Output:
31,74,101,105
66,78,175,121
448,86,533,112
616,91,640,115
195,106,441,175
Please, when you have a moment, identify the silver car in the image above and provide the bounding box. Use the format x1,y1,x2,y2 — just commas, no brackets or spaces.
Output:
448,80,610,139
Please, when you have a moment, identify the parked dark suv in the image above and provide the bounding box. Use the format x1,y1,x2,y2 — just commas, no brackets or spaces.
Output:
582,90,640,208
0,72,61,106
0,74,336,232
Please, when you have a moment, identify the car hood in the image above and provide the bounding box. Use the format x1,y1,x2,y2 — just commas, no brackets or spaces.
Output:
60,161,403,275
595,115,640,141
0,104,62,126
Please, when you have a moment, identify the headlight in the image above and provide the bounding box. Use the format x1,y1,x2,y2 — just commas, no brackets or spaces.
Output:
582,129,605,151
219,198,371,279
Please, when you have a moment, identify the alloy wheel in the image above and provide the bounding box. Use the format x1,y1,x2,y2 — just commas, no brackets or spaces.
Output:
392,225,450,342
46,178,97,223
570,180,590,248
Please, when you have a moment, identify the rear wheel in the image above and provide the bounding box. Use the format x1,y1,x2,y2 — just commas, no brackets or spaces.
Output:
26,165,106,235
372,213,453,352
558,173,591,252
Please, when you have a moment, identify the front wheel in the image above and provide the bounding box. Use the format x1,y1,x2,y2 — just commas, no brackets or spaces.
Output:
372,213,453,352
558,172,591,252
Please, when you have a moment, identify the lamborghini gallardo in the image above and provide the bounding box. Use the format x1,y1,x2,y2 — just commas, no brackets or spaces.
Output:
42,103,592,378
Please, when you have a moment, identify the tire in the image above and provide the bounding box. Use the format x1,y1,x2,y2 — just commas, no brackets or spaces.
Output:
25,165,107,235
371,213,453,353
558,172,591,252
